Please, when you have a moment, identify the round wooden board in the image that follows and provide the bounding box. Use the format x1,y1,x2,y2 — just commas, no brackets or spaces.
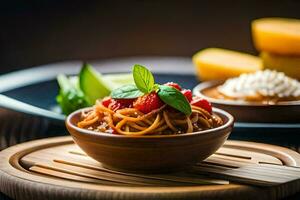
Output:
0,136,300,200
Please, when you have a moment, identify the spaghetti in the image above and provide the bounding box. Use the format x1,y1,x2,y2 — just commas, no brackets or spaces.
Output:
77,100,223,135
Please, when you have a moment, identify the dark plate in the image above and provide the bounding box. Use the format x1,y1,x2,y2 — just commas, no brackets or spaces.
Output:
193,81,300,123
0,57,299,149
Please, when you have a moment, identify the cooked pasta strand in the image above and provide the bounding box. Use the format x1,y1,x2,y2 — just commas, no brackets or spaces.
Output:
78,116,99,128
163,111,178,132
77,102,223,135
186,117,193,133
116,114,161,135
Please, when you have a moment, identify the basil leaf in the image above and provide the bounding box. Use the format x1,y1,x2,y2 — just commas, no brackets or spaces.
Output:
133,64,155,93
111,84,144,99
56,74,89,115
158,85,192,115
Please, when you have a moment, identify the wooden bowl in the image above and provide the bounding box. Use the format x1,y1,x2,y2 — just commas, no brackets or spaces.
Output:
193,81,300,123
66,108,234,173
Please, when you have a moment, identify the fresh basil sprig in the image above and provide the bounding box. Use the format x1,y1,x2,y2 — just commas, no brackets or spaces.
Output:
110,64,192,115
158,85,192,115
133,64,155,93
111,84,144,99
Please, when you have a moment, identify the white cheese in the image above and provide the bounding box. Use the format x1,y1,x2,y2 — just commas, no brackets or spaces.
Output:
218,70,300,99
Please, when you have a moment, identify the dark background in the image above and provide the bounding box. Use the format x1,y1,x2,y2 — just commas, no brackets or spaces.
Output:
1,2,300,199
1,0,300,74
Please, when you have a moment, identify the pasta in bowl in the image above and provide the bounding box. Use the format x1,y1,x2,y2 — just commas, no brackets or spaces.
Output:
77,97,223,136
66,64,234,172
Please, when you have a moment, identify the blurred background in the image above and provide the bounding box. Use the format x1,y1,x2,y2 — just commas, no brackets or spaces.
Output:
0,2,300,199
1,0,300,74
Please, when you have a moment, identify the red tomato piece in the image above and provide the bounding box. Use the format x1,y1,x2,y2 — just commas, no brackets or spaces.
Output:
191,97,212,114
101,97,112,107
164,82,182,91
109,98,134,111
181,89,193,102
133,92,164,113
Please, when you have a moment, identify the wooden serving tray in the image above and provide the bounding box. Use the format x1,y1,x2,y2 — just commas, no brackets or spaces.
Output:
0,136,300,200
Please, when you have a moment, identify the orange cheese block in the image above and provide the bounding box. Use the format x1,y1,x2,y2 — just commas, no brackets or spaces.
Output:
192,48,262,81
261,51,300,80
252,18,300,56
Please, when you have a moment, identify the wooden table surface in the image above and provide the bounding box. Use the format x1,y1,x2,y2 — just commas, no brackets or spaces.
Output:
0,108,300,199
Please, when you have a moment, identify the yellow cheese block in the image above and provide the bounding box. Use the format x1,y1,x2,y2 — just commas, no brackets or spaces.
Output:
192,48,262,81
261,51,300,80
252,18,300,55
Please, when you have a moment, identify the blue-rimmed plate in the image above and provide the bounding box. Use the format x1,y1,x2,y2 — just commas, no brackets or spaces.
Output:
0,57,299,146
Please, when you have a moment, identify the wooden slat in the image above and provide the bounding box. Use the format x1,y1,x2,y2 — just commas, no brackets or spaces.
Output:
192,163,300,186
20,140,300,187
53,159,228,185
30,166,126,186
2,136,300,200
32,163,156,186
216,147,283,165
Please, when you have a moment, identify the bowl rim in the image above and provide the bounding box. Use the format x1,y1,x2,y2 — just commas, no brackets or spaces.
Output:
66,107,234,139
193,80,300,107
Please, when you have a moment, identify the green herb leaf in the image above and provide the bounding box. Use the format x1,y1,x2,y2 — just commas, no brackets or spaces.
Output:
158,85,192,115
133,64,155,93
56,74,89,115
111,84,144,99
